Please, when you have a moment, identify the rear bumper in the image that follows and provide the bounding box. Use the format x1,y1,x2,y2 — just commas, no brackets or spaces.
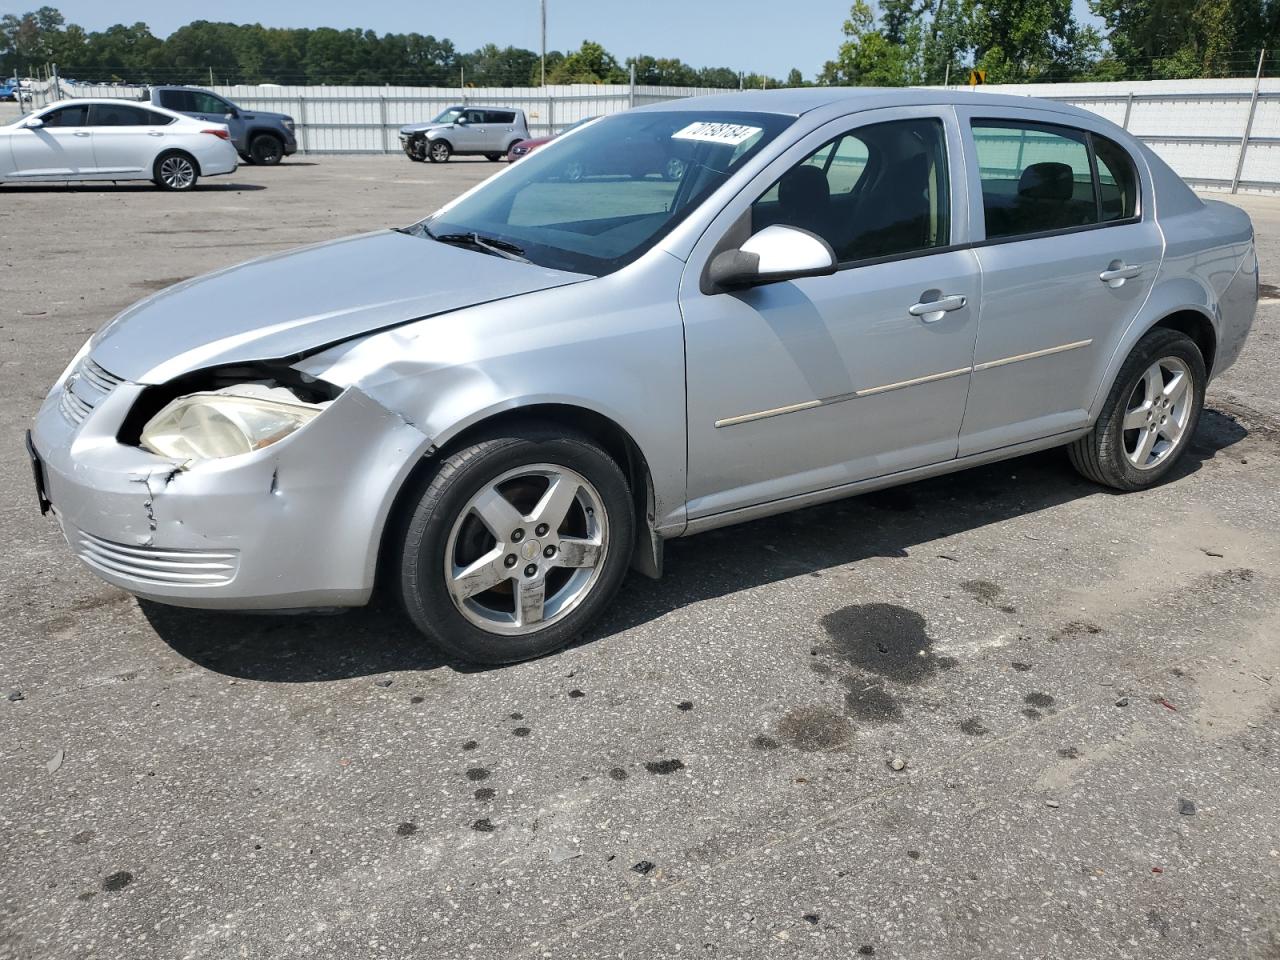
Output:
30,371,432,610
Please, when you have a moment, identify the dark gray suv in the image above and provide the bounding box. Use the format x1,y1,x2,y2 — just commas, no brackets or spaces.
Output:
149,86,298,165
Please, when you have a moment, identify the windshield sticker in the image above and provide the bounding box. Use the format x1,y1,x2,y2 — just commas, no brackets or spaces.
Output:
672,121,762,146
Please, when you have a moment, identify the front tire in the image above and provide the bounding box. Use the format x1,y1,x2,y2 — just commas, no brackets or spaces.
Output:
397,426,635,664
153,151,199,191
428,139,452,163
1068,328,1206,490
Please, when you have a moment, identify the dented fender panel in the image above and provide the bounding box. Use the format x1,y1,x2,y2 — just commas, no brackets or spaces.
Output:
296,252,691,534
31,384,432,609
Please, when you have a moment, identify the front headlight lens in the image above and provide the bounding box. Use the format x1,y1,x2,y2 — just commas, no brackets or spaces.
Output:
140,385,327,461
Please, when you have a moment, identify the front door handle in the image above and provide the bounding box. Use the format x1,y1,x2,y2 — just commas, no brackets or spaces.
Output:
908,293,967,322
72,131,90,137
1099,261,1143,287
147,131,163,137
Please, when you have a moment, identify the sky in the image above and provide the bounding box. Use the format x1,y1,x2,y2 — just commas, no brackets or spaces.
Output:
42,0,1104,80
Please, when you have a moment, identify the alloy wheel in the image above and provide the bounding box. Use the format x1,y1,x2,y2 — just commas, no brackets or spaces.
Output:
159,156,195,189
444,464,608,636
1122,356,1193,470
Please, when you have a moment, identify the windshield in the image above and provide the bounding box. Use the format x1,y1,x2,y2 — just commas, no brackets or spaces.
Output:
419,110,793,276
431,107,465,124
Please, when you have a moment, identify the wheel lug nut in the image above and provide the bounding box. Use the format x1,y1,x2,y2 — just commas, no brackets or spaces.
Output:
543,545,556,558
524,564,537,577
504,554,517,568
511,529,525,543
535,523,549,537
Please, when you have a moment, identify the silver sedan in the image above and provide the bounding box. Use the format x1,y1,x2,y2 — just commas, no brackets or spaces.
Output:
28,89,1258,663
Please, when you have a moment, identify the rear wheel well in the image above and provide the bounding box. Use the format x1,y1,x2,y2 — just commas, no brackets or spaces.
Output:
376,404,658,596
154,148,200,177
1153,310,1217,374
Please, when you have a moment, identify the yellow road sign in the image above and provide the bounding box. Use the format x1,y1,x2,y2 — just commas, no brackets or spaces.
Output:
968,69,986,87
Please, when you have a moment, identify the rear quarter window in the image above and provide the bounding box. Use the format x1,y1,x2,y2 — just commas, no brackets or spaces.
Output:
1092,135,1139,221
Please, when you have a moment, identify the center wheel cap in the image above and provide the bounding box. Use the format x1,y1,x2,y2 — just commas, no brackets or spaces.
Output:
521,540,542,562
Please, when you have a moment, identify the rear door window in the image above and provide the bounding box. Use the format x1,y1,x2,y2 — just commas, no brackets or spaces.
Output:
89,103,154,126
158,90,195,112
971,121,1100,239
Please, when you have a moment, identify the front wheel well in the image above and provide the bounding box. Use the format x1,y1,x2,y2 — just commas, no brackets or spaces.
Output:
376,404,659,596
1152,309,1217,374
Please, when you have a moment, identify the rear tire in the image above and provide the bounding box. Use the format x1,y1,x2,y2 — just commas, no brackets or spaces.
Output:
1068,327,1206,490
427,139,452,163
153,151,198,191
396,425,634,665
249,134,284,165
486,152,502,162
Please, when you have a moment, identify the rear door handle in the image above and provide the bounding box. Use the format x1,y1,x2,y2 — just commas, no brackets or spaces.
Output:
72,131,90,137
908,294,967,322
1099,262,1143,286
147,131,163,137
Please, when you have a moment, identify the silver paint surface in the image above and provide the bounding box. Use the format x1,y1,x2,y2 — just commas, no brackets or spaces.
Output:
30,88,1259,609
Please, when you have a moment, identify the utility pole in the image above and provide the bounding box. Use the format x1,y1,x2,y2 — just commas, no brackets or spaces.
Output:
540,0,547,87
209,66,214,86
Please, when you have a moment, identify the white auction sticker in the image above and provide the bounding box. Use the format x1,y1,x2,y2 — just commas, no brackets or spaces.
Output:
672,121,762,146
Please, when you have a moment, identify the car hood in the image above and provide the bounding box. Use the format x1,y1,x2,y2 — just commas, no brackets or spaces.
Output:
89,230,589,385
243,108,292,124
400,122,453,136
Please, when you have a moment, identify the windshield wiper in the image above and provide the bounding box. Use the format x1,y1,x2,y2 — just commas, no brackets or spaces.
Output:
427,227,529,263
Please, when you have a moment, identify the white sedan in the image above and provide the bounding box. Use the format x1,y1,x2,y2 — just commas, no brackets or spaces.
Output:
0,98,238,191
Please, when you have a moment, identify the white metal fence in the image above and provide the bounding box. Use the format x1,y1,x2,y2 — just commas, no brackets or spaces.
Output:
20,77,1280,193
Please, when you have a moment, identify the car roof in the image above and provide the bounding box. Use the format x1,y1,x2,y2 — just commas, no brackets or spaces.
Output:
634,87,1101,124
36,98,196,122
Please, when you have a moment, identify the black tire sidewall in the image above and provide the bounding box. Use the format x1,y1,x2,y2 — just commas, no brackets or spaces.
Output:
250,135,283,165
428,140,451,163
399,432,634,664
1097,330,1206,488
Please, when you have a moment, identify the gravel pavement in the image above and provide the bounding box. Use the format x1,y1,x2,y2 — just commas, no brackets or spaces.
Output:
1,151,1278,960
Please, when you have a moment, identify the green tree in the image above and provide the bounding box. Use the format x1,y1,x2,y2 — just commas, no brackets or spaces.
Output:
461,43,538,86
820,1,916,86
546,40,626,83
968,0,1088,82
1091,0,1275,79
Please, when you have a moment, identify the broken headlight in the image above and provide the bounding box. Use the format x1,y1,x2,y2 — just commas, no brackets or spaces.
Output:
140,384,329,461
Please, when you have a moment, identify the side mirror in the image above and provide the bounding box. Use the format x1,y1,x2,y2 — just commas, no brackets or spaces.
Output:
223,111,237,120
21,116,43,129
456,117,469,125
708,224,837,291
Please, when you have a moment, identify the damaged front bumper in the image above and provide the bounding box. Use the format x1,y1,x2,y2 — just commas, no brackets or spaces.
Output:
30,370,433,610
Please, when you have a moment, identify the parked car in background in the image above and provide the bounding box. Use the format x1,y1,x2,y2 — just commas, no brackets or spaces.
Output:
148,86,297,165
29,89,1257,666
0,81,17,102
506,116,595,162
400,106,529,163
0,99,237,190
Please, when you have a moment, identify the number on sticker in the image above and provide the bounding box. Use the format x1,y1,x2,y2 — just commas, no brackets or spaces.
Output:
672,122,763,146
